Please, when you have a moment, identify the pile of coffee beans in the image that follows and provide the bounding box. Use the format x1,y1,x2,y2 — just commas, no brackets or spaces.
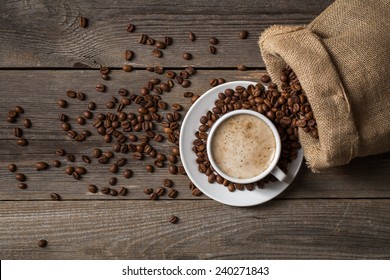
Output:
193,65,317,191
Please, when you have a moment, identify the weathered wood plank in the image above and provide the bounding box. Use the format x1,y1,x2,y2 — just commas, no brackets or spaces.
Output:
0,199,389,259
0,0,334,68
0,70,389,200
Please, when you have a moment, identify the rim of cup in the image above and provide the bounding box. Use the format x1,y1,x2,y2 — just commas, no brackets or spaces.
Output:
206,109,282,184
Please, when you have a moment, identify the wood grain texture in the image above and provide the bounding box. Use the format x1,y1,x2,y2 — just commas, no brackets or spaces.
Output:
1,0,389,261
0,69,389,201
0,0,334,68
0,199,389,259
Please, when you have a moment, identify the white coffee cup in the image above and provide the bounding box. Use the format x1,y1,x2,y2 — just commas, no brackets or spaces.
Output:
207,109,287,184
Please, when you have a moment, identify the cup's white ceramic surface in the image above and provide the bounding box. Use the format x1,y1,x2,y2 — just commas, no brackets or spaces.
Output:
207,109,287,184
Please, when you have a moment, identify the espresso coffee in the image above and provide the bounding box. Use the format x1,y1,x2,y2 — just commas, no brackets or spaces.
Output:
211,114,276,179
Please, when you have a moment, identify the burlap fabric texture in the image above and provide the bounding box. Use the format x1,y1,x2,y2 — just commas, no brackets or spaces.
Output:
259,0,390,172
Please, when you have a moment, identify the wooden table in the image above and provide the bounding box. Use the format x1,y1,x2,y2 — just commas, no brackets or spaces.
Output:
1,0,389,259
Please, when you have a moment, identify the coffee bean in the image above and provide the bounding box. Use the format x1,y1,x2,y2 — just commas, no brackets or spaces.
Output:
123,169,133,178
61,122,71,131
17,183,27,189
118,187,127,196
76,116,86,125
169,164,178,174
168,189,178,198
35,162,49,171
171,103,182,111
163,179,173,188
152,48,163,58
74,166,86,175
168,155,178,164
144,188,153,195
13,127,23,137
153,187,164,196
56,148,66,156
88,184,98,193
239,30,249,39
296,119,307,128
260,74,271,83
80,155,90,164
79,16,87,28
66,153,75,162
117,158,126,167
38,239,47,248
124,50,134,61
8,163,17,172
100,66,110,75
154,160,164,168
57,99,67,108
66,90,77,98
13,106,24,114
133,152,143,160
96,83,106,92
191,188,202,196
183,52,192,60
208,46,217,54
50,193,60,201
72,171,81,180
126,23,136,32
178,166,186,175
237,64,247,71
183,91,193,98
76,91,86,101
109,177,117,186
209,37,218,45
16,138,28,146
108,189,118,196
156,41,166,49
169,215,178,224
23,118,32,129
59,114,68,122
208,173,216,183
280,74,289,83
154,65,164,74
67,130,77,139
181,80,191,88
64,166,74,175
146,165,154,173
110,163,119,174
138,34,148,44
160,83,170,92
93,148,102,158
52,160,61,168
159,36,170,46
149,192,158,200
188,31,196,41
123,65,133,72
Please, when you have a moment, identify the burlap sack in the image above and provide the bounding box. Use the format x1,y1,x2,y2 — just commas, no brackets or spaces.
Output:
259,0,390,172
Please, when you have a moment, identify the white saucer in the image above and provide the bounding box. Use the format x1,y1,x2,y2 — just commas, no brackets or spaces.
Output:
179,81,303,207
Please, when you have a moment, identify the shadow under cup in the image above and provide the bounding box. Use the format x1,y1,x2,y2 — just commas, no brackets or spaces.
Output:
207,109,287,184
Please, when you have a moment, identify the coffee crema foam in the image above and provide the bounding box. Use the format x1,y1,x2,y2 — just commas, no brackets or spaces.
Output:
211,114,276,179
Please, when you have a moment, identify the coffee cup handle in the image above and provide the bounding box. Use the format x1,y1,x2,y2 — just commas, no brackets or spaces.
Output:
271,166,287,182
